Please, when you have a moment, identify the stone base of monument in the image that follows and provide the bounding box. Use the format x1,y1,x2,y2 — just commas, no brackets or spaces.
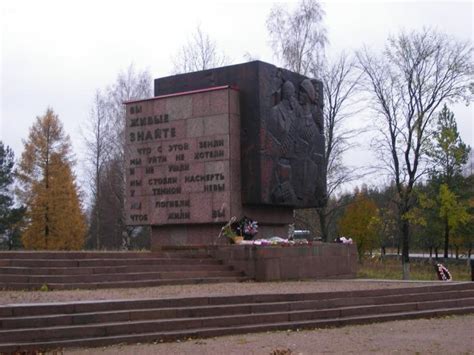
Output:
151,223,290,248
151,206,294,248
210,243,358,281
157,243,358,282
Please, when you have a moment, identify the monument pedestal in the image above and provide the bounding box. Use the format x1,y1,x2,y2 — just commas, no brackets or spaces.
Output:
210,243,358,281
151,206,293,249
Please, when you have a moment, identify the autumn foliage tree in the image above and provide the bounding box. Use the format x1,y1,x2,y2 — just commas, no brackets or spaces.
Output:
338,190,379,260
428,105,471,259
16,109,86,250
357,28,472,279
438,184,470,258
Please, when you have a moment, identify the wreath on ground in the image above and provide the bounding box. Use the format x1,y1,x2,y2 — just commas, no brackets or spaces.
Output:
433,262,452,281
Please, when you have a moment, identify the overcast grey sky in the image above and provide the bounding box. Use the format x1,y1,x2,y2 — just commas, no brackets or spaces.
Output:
1,0,472,191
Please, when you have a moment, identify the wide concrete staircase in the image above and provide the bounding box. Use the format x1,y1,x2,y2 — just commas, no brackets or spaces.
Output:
0,250,246,290
0,282,473,352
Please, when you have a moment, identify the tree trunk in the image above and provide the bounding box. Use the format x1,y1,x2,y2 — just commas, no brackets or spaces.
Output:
435,247,439,260
401,219,410,280
95,170,100,250
443,215,450,260
317,207,328,242
95,109,102,251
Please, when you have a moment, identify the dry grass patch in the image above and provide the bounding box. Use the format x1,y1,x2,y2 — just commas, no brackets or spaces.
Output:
357,256,471,281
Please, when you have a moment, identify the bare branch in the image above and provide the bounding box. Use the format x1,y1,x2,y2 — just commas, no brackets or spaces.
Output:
172,25,229,74
267,0,327,76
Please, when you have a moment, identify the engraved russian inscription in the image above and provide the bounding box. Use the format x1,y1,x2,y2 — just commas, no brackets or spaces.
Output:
130,202,142,210
129,104,142,114
130,214,147,222
212,209,226,218
125,88,237,225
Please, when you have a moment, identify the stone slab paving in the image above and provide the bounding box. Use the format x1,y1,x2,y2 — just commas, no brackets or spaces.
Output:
66,314,474,354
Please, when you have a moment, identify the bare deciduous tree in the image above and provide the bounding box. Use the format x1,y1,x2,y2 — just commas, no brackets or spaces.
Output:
84,64,152,249
82,90,110,249
267,0,327,76
172,25,229,74
316,53,362,241
105,65,152,249
357,28,472,279
296,53,362,241
267,1,359,241
106,65,152,159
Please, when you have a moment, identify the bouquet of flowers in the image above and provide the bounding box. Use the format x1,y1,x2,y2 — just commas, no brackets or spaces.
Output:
236,216,258,240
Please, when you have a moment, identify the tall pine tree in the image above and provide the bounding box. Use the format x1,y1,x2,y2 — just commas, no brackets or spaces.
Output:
427,104,471,259
429,104,470,186
0,142,25,249
16,109,86,250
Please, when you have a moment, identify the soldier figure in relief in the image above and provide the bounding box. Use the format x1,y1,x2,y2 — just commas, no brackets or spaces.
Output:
269,80,298,204
286,79,322,204
268,78,324,205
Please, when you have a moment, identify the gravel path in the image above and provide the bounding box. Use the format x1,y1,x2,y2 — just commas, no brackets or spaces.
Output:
0,280,442,305
66,315,474,354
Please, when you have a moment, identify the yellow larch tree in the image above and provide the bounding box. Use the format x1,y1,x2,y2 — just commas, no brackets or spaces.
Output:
16,108,86,250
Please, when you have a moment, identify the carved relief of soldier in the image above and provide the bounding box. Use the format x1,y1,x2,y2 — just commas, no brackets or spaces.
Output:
267,78,324,206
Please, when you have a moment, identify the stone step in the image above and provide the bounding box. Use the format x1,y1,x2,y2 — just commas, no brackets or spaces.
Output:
0,249,239,290
0,270,242,284
0,258,221,268
1,282,472,317
0,276,249,290
0,297,471,347
0,263,233,275
0,284,471,351
2,305,472,353
0,251,212,259
1,289,472,330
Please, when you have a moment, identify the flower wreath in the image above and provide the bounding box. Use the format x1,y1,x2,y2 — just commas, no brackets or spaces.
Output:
434,263,452,281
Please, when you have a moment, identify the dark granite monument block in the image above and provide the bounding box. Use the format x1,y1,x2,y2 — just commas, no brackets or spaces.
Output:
154,61,326,208
124,61,326,247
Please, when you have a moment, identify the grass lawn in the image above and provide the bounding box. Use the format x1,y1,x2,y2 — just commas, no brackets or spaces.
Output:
357,256,472,281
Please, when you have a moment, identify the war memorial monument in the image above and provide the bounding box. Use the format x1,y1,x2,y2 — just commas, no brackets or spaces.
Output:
125,61,326,242
123,61,356,280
